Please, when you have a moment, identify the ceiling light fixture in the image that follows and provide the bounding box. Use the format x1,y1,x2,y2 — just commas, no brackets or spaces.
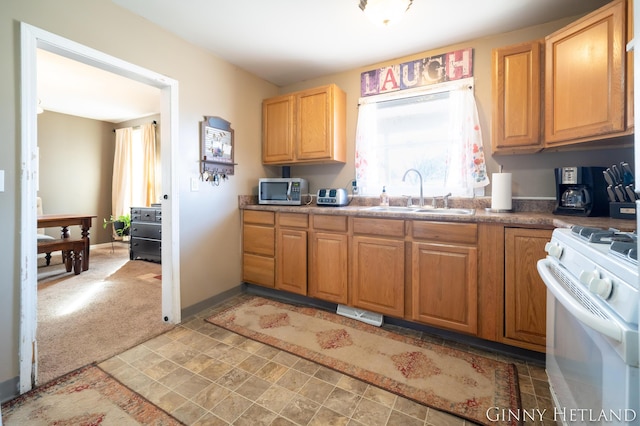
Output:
359,0,413,27
37,99,44,114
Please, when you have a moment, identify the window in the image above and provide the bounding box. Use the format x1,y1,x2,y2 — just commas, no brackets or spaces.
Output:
355,78,488,199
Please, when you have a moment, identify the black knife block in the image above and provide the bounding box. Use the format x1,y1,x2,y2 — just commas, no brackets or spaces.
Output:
609,202,637,220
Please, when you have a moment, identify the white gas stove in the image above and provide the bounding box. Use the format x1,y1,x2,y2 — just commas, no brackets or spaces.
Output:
538,225,640,425
546,226,639,330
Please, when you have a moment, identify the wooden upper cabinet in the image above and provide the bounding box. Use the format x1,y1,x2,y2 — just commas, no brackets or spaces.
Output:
262,95,295,163
544,0,628,146
491,40,543,154
262,84,346,165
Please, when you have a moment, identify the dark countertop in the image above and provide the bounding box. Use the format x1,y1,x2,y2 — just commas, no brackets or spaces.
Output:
239,195,637,231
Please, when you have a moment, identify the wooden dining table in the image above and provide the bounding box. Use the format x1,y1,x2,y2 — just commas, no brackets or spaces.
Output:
37,214,97,271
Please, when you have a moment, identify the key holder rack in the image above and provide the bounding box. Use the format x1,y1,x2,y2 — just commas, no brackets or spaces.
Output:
201,165,230,186
200,116,236,182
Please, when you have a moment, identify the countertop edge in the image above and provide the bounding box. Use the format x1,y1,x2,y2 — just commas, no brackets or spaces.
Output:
239,203,636,231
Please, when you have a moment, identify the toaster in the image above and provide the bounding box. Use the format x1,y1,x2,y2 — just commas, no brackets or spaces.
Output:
317,188,349,206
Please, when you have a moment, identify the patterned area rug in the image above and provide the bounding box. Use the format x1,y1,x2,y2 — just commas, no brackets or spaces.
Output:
1,365,182,425
207,296,522,426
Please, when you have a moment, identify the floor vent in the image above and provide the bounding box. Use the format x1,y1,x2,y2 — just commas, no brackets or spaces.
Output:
336,304,383,327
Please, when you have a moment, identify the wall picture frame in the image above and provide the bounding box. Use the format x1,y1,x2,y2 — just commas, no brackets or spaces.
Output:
201,116,235,176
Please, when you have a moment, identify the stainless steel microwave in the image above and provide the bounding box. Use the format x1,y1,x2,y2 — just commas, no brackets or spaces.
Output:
258,178,308,205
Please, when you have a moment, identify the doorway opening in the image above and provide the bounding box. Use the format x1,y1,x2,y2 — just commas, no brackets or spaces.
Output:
20,23,181,394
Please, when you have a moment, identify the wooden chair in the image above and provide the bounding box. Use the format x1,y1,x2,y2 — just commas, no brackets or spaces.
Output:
37,197,56,265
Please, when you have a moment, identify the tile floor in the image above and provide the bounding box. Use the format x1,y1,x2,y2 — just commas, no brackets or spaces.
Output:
99,294,557,425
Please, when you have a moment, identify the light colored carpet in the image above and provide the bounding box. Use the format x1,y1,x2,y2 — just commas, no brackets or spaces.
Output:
37,243,173,385
207,296,522,426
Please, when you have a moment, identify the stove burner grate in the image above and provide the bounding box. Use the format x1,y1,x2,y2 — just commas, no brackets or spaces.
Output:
570,225,636,244
610,241,638,264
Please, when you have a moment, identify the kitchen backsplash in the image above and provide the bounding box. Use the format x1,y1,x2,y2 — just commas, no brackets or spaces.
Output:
239,195,556,213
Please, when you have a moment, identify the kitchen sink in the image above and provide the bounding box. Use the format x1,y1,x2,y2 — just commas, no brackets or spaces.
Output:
414,208,475,215
362,206,475,215
363,206,419,212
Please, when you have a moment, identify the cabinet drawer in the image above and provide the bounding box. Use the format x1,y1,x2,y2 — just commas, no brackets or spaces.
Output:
132,208,159,222
353,217,404,237
130,238,161,255
243,253,275,287
244,210,275,225
278,212,308,228
412,221,477,244
243,224,275,256
313,215,347,232
130,222,161,240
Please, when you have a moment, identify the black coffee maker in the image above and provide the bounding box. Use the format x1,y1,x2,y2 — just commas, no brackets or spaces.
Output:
553,166,608,216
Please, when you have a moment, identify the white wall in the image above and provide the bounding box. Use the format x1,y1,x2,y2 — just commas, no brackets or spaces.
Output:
37,111,114,244
0,0,277,399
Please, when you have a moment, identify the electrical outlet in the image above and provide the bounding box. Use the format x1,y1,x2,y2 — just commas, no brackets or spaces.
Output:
190,177,199,192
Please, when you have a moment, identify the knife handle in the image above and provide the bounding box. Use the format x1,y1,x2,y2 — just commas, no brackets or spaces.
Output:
612,165,622,183
603,170,615,186
614,184,627,202
625,185,638,201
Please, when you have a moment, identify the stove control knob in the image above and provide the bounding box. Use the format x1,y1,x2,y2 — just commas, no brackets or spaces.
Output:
544,242,563,259
589,277,613,300
579,269,598,286
580,270,613,299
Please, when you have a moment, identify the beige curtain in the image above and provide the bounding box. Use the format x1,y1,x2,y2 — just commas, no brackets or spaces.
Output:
141,122,159,206
112,123,159,220
112,127,132,219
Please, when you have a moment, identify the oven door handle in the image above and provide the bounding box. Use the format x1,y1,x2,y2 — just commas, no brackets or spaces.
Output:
537,259,623,342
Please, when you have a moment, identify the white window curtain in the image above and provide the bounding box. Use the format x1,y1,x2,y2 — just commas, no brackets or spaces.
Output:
111,123,159,219
141,123,160,206
112,127,132,219
447,87,490,190
355,80,489,197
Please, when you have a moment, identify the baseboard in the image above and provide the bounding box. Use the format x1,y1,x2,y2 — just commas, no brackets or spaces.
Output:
0,375,19,404
181,284,244,319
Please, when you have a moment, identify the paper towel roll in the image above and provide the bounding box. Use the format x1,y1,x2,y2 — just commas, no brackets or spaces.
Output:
491,173,512,211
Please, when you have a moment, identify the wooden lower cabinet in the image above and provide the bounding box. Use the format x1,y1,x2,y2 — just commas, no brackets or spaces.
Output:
309,231,348,304
351,235,405,318
411,242,478,334
242,211,275,287
241,209,549,353
276,228,307,294
276,213,308,295
410,221,478,334
309,215,349,304
503,227,550,352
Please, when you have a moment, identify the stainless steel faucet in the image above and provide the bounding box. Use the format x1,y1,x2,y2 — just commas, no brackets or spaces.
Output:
432,192,452,208
402,168,424,207
443,192,452,208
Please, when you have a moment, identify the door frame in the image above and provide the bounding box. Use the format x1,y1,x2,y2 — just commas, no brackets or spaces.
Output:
19,23,181,393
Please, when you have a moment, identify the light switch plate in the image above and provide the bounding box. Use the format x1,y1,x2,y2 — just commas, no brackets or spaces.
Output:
0,170,4,192
190,177,199,192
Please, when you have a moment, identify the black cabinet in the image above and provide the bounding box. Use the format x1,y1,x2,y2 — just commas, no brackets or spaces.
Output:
130,205,161,263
